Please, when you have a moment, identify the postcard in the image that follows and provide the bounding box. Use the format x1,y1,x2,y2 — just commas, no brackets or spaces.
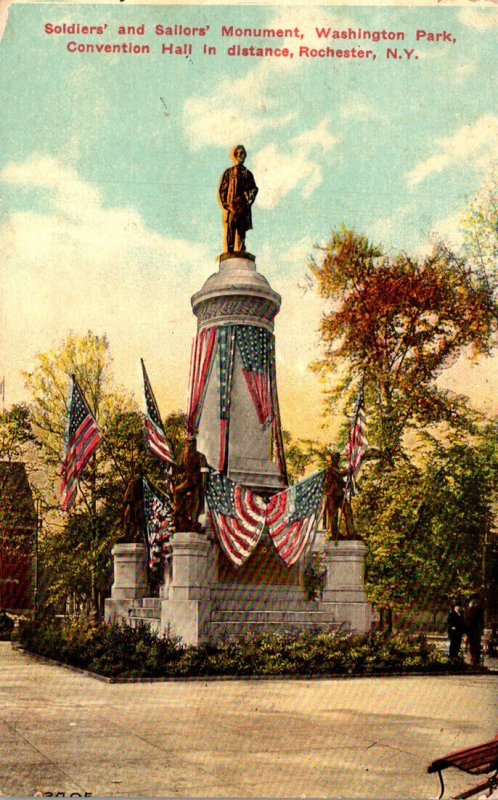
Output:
0,0,497,796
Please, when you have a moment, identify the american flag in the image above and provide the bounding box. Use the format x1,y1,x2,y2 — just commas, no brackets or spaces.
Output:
265,471,325,566
60,375,101,512
205,470,266,567
345,388,368,497
217,326,236,470
236,326,272,426
141,359,174,465
142,477,174,567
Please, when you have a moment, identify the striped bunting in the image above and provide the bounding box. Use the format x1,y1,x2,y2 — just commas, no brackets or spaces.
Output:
265,471,325,566
205,470,266,567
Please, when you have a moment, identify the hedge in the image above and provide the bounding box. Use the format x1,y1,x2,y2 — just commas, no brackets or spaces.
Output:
17,613,452,679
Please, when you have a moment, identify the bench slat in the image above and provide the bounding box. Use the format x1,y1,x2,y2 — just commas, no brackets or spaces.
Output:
453,776,498,800
429,737,498,776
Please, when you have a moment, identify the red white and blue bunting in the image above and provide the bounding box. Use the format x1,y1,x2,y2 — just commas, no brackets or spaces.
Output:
204,470,266,567
186,326,217,438
265,471,325,566
205,469,325,568
186,324,287,482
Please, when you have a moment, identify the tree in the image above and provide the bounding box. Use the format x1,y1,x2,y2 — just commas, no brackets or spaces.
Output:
461,161,498,302
0,404,35,462
24,333,147,615
309,227,498,621
309,227,496,462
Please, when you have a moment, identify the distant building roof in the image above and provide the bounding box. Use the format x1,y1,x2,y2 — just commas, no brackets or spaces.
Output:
0,462,37,534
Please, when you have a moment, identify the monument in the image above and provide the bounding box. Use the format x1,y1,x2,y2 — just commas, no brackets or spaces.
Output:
105,147,371,643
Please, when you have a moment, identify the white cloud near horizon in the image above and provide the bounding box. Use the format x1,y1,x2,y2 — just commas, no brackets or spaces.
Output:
0,154,210,412
407,115,498,186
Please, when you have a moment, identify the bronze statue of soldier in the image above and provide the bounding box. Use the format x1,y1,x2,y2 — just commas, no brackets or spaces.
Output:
218,145,258,253
173,436,207,533
121,476,146,544
322,452,355,539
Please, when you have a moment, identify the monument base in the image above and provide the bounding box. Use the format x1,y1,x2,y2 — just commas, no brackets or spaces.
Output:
322,539,372,633
159,531,212,645
104,542,149,625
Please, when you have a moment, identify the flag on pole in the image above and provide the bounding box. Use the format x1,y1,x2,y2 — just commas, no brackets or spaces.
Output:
345,388,368,498
60,375,101,512
141,359,174,465
142,477,174,567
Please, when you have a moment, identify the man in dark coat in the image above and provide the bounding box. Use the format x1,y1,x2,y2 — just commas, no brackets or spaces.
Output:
218,145,258,253
447,601,466,664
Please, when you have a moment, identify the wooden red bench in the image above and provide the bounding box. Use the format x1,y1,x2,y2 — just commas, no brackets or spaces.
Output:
428,735,498,799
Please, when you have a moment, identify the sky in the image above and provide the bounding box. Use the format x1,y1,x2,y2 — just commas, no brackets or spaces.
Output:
0,1,497,440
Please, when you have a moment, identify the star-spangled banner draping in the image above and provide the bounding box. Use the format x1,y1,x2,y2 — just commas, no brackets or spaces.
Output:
235,325,272,427
265,471,325,567
217,326,236,471
141,359,174,466
60,375,101,512
187,323,287,481
206,470,324,568
345,388,368,498
142,477,174,568
186,326,217,437
205,470,266,567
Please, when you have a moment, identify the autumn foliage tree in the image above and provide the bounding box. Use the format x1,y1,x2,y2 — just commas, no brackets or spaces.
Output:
309,227,498,622
310,227,496,461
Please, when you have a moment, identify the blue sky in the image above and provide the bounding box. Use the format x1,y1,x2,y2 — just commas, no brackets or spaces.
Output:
1,2,497,438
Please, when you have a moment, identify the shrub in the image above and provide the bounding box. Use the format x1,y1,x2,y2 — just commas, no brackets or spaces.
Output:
18,612,448,679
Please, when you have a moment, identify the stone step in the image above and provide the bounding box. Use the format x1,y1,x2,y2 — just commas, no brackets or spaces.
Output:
210,586,322,614
128,607,161,620
135,597,161,610
210,609,337,623
207,619,344,641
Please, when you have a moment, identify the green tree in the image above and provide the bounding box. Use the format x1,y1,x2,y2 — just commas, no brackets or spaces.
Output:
0,403,35,462
461,161,498,301
24,333,147,615
309,227,498,620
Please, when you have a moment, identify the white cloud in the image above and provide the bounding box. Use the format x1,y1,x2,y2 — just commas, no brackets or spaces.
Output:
458,8,498,30
340,93,377,121
0,155,210,411
407,115,498,186
453,62,477,82
182,62,295,151
253,118,340,209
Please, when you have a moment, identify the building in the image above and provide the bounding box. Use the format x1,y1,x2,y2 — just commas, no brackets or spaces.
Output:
0,461,36,611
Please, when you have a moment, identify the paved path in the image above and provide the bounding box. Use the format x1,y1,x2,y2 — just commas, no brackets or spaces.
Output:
0,643,497,798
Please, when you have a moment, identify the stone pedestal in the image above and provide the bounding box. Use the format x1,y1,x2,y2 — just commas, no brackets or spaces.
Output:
160,532,212,645
322,540,371,633
104,542,149,624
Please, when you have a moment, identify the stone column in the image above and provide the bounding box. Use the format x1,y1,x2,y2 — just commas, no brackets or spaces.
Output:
104,542,149,624
322,540,372,633
160,532,212,645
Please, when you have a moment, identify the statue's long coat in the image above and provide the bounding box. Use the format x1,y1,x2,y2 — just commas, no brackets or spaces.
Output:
218,165,258,233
